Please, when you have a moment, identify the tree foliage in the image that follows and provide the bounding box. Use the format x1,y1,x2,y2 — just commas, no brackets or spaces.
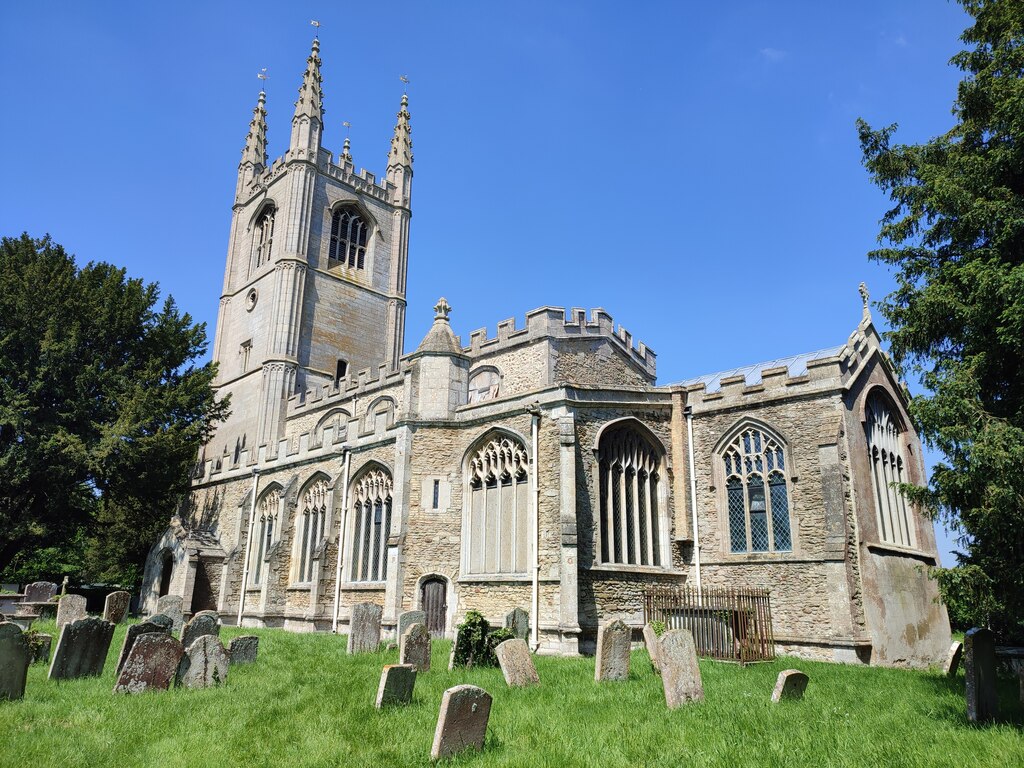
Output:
0,234,228,585
858,0,1024,642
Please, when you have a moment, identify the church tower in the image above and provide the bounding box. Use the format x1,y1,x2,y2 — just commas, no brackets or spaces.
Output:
209,37,413,457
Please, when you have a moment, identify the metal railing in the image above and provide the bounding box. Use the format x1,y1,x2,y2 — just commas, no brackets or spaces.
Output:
643,585,776,664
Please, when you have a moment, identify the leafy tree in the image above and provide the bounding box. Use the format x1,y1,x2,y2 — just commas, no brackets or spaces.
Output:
0,234,228,585
858,0,1024,642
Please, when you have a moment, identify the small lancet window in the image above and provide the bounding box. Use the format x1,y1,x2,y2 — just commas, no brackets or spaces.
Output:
723,426,793,554
335,359,348,387
329,206,368,270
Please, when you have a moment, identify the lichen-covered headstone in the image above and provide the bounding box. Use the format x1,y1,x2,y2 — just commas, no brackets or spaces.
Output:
595,620,631,682
643,623,662,675
181,612,220,650
945,641,964,677
103,591,132,624
398,610,426,641
771,669,808,703
400,622,431,672
176,635,229,689
375,664,417,708
24,581,58,603
114,634,184,694
116,618,173,676
659,629,704,707
430,684,492,761
228,635,259,665
30,632,53,665
0,622,31,701
347,602,383,654
495,638,540,687
505,608,530,641
964,627,998,723
155,595,184,634
55,594,87,629
49,617,115,680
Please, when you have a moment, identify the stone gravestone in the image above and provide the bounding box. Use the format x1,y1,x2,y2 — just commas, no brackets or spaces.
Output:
398,610,426,642
177,635,229,689
56,594,88,629
659,629,704,708
113,633,184,694
24,581,59,603
347,602,383,654
643,623,662,675
400,622,431,672
964,627,998,723
229,636,260,665
771,669,809,703
945,641,964,677
0,621,31,701
116,618,173,676
495,638,540,687
430,684,493,761
31,632,53,665
103,591,132,624
595,620,631,682
505,608,530,641
155,595,184,634
375,664,417,708
49,617,115,680
181,612,221,650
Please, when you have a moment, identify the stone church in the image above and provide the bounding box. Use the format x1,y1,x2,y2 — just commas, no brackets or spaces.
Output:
142,38,951,667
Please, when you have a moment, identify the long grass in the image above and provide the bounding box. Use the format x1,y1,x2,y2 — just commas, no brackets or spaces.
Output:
2,620,1021,767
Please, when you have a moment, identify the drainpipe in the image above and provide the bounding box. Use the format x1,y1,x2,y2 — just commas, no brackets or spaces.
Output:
236,467,261,626
332,448,352,633
685,406,702,598
530,404,541,651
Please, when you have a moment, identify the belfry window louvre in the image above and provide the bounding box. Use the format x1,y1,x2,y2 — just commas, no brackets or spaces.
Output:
329,206,368,270
465,435,530,575
597,425,663,567
349,468,392,582
296,478,329,583
723,427,792,554
252,206,275,271
866,393,915,548
252,488,281,586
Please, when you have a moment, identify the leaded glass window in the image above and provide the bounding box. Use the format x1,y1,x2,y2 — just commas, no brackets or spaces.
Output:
866,392,914,548
465,435,530,574
251,206,275,272
295,478,328,584
723,426,792,554
349,467,392,582
329,206,368,269
251,487,281,586
597,423,663,567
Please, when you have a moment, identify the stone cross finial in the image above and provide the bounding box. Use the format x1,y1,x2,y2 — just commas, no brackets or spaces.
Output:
859,282,871,320
434,297,452,321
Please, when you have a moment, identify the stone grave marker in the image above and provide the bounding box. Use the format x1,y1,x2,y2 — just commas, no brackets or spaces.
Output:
103,591,132,624
347,602,383,654
375,663,417,708
181,612,221,650
24,581,58,603
400,622,431,672
398,610,426,641
30,632,52,665
114,633,184,694
56,594,88,629
945,641,964,677
505,608,530,641
0,622,31,701
49,617,115,680
643,623,662,675
229,635,259,665
659,629,704,708
495,638,540,687
964,627,998,723
430,684,493,761
595,620,631,682
116,618,173,676
771,669,809,703
155,595,184,634
177,635,229,689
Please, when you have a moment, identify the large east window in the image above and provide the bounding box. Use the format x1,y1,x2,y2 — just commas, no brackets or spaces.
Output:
866,392,915,548
723,426,793,554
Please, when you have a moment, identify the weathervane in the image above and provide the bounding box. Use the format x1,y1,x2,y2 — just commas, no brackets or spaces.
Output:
400,74,410,94
310,19,321,37
257,68,269,90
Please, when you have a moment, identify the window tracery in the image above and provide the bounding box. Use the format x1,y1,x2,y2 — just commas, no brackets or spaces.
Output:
597,424,663,567
349,467,393,582
465,435,529,574
866,392,914,547
251,206,275,272
329,206,368,270
295,478,329,583
723,426,793,554
251,487,281,586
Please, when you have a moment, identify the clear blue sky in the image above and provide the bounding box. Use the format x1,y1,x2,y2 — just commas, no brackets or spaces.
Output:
0,1,971,564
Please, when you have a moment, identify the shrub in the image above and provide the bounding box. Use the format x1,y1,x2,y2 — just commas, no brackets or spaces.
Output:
451,610,514,668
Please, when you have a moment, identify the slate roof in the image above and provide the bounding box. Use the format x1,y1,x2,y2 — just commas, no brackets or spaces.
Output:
670,345,846,393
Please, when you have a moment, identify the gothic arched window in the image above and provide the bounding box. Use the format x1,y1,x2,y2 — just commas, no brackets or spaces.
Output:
251,205,275,271
349,467,393,582
597,423,664,566
464,434,529,575
329,206,368,270
866,391,914,548
723,426,793,554
251,487,282,586
468,368,501,403
295,477,329,584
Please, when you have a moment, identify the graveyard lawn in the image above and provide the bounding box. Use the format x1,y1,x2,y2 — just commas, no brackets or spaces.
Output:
2,621,1022,767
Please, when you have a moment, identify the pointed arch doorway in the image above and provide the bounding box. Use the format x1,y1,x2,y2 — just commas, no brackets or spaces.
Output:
420,577,447,637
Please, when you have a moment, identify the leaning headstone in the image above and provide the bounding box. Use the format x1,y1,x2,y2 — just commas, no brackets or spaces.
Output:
116,619,173,676
24,581,58,603
181,612,220,650
347,602,383,654
771,669,809,703
430,684,493,761
176,635,229,689
56,594,88,629
49,617,115,680
30,632,53,665
400,622,431,672
113,633,184,694
945,641,964,677
155,595,184,634
505,607,530,641
228,635,259,665
595,620,631,682
495,638,540,687
964,627,998,723
375,664,417,708
643,623,662,675
0,622,31,701
103,591,132,624
398,610,427,641
659,629,704,707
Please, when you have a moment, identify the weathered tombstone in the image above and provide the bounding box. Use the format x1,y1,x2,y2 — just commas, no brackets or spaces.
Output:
193,610,220,623
228,635,259,665
103,591,132,624
964,627,998,723
430,684,493,761
176,635,229,689
113,633,184,694
30,632,52,665
375,664,417,708
595,620,631,682
155,595,184,634
148,614,174,632
494,638,540,687
181,612,220,650
659,629,704,707
115,619,173,676
24,581,58,603
48,617,115,680
0,622,31,701
347,602,383,654
505,607,530,641
400,622,431,672
643,623,662,675
945,641,964,677
398,610,427,641
771,669,809,703
55,594,88,629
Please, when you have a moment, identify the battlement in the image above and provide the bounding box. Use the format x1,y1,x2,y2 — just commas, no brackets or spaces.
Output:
323,155,393,202
287,360,404,417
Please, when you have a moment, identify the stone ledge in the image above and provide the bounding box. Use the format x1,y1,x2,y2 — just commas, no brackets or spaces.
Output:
865,541,937,564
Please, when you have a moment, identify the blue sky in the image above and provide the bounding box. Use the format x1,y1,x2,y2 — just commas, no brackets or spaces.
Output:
0,1,971,563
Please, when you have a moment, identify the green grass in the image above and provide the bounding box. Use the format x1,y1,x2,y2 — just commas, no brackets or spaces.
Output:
3,620,1022,767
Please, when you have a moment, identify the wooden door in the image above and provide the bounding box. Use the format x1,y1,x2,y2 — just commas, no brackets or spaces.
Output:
421,578,447,637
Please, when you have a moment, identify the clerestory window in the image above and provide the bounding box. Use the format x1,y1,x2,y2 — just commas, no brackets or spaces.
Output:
597,423,664,566
723,426,792,554
348,467,393,582
329,206,368,270
866,392,915,548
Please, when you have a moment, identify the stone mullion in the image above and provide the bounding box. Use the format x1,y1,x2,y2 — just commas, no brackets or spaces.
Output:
644,457,656,566
630,465,641,565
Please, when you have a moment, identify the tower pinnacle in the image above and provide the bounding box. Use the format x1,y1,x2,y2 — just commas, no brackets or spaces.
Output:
294,38,324,121
240,90,268,169
387,93,413,171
